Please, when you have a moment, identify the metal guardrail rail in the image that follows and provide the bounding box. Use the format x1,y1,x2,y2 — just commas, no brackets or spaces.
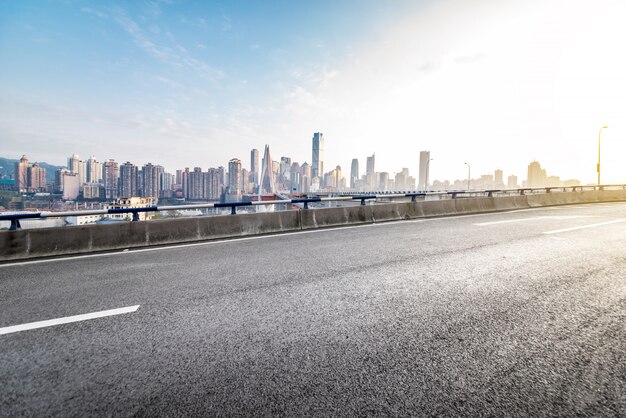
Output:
1,184,625,230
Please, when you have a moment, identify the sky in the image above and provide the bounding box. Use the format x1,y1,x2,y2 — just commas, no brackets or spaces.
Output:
1,0,625,185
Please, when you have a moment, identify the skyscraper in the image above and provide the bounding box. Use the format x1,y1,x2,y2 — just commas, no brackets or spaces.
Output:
142,163,162,200
189,167,204,199
250,148,259,189
260,144,275,194
418,151,431,190
27,163,46,191
119,162,138,197
350,159,359,189
227,158,242,199
14,155,29,192
103,159,119,199
366,153,375,175
527,161,547,188
311,132,324,180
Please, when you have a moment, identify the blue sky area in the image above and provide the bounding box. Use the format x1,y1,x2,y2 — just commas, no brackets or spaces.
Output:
1,0,625,184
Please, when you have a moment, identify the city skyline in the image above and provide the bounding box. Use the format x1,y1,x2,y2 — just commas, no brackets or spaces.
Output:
1,1,625,184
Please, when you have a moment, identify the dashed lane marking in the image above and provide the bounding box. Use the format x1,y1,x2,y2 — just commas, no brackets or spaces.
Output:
0,305,140,336
543,219,625,235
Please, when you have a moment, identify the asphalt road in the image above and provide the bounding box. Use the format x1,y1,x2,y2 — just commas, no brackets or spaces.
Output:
1,202,625,416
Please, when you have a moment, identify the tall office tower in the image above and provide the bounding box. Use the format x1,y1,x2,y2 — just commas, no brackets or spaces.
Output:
350,159,359,189
119,162,138,197
527,161,547,188
250,148,259,188
494,169,503,187
27,163,46,191
141,163,161,200
418,151,431,190
228,158,242,198
86,156,102,183
187,167,204,200
14,155,29,192
103,159,119,200
260,145,275,194
311,132,325,180
366,153,375,175
507,175,518,189
290,162,300,193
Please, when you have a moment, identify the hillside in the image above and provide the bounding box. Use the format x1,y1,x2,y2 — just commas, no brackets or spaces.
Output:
0,157,64,183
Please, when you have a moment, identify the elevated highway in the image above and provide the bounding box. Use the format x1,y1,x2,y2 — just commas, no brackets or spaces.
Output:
1,202,625,415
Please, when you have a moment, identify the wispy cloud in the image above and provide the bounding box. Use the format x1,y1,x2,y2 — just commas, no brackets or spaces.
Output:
81,7,108,19
112,8,224,81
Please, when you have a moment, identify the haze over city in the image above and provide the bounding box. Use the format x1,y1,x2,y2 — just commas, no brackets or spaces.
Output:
1,0,625,184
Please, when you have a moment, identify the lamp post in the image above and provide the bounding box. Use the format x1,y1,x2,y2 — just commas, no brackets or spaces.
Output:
464,162,471,190
597,125,608,185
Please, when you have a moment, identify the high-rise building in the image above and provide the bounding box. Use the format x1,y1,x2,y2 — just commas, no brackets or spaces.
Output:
379,172,389,191
62,172,80,200
260,145,275,194
27,163,46,191
14,155,29,192
119,162,138,197
188,167,205,200
141,163,163,200
86,156,102,183
290,162,300,193
526,161,547,188
250,149,259,189
300,162,311,193
366,153,375,175
227,158,242,199
311,132,324,180
508,175,519,189
418,151,431,190
494,169,503,187
103,159,119,200
350,159,359,189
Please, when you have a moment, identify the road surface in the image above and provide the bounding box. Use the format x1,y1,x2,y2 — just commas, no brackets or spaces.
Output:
1,202,625,416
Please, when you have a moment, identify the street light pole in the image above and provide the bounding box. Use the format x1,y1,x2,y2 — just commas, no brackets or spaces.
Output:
464,162,471,190
597,125,608,185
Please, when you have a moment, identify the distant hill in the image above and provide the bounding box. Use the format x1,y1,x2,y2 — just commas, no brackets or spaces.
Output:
0,157,64,184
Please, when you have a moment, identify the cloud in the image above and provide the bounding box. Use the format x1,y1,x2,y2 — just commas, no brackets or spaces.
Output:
112,8,224,81
81,7,108,18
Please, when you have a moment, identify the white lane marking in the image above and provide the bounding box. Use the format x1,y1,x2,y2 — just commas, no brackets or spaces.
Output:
0,305,140,336
474,215,593,226
543,219,625,235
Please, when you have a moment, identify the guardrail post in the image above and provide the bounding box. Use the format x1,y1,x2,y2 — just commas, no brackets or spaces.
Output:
132,212,140,222
231,205,237,215
304,201,309,209
10,219,21,231
360,198,366,206
411,195,417,202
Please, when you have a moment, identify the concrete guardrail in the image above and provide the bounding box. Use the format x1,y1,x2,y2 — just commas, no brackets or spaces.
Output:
2,190,626,261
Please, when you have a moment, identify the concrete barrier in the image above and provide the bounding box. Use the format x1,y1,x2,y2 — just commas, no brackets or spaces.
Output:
2,190,626,261
300,205,374,230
